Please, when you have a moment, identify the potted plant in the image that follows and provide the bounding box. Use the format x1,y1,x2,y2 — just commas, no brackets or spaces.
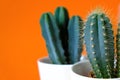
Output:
37,6,85,80
71,8,120,80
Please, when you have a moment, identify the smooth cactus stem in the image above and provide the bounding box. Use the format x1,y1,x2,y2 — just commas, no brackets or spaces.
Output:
55,6,69,28
68,16,83,64
54,6,69,63
40,12,66,64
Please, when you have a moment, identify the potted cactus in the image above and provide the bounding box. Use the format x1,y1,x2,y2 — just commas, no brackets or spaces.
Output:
71,8,120,80
37,6,85,80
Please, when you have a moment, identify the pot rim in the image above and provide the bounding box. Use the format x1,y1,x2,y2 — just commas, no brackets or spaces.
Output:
37,56,72,66
72,61,120,80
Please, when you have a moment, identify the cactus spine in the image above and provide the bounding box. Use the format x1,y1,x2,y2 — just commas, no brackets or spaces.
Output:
84,9,114,78
116,22,120,77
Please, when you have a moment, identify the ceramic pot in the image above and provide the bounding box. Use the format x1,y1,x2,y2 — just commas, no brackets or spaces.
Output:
37,57,72,80
71,61,120,80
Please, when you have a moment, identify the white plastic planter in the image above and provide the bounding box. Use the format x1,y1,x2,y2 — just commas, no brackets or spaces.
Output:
71,61,120,80
37,57,72,80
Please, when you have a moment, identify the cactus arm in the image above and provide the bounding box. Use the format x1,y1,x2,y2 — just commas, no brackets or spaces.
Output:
116,23,120,77
40,12,66,64
85,14,103,78
55,7,69,28
54,7,69,63
68,16,83,64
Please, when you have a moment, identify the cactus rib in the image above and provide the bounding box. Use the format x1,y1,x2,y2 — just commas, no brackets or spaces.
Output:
55,7,69,63
116,23,120,77
85,14,103,78
68,16,83,64
40,13,66,64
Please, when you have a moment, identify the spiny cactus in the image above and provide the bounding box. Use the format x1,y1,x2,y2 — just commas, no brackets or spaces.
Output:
40,7,84,64
116,22,120,77
68,16,84,64
84,8,115,78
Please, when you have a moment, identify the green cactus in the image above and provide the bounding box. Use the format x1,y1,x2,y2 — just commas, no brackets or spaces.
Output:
40,12,66,64
116,22,120,77
68,16,84,64
54,7,69,62
40,6,83,64
84,9,114,78
55,7,69,28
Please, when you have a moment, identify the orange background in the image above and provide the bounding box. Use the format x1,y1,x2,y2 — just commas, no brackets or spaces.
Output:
0,0,120,80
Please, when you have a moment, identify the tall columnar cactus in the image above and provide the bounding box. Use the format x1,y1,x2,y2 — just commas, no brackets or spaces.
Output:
84,9,114,78
40,6,83,64
116,22,120,77
40,13,66,64
54,7,69,62
68,16,84,64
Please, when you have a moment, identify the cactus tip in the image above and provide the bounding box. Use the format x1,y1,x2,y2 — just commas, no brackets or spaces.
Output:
88,7,106,18
92,7,104,14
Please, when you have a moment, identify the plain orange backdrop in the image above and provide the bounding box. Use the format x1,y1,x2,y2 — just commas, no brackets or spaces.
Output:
0,0,120,80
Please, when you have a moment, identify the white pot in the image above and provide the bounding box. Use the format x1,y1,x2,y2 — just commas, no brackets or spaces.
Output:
37,57,72,80
71,60,120,80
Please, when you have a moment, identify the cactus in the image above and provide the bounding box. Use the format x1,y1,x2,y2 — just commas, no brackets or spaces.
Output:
116,22,120,77
40,12,66,64
40,7,83,64
54,7,69,62
84,8,114,78
68,16,84,64
55,7,69,28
